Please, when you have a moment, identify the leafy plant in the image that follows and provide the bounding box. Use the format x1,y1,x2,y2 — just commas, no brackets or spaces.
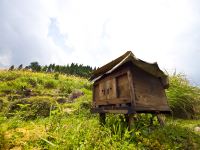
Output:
7,97,54,120
167,73,200,118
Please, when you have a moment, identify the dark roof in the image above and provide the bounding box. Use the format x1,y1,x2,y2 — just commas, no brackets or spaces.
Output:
90,51,169,89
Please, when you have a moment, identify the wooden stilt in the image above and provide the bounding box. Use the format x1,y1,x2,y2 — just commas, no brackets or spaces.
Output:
124,114,129,125
149,114,154,126
125,114,135,130
156,113,165,126
99,113,106,125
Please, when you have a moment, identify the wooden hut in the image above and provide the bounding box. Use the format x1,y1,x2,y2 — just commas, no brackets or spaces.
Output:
90,51,171,125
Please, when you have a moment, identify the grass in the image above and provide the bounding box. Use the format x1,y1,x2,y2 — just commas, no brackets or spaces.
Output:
0,70,200,149
166,73,200,119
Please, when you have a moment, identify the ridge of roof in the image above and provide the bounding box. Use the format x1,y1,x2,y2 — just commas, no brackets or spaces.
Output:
90,51,169,88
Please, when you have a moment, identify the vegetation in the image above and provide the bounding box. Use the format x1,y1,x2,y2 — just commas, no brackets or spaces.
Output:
166,73,200,119
9,61,94,78
0,70,200,149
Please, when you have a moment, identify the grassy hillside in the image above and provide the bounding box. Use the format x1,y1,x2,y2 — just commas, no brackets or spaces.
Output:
0,70,200,149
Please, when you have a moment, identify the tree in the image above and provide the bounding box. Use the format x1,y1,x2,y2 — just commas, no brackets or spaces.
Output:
41,65,48,72
18,64,23,70
29,62,41,72
9,65,14,71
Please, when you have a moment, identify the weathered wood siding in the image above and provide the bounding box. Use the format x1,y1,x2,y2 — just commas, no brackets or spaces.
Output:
130,65,169,110
93,67,131,106
92,62,169,112
116,74,130,98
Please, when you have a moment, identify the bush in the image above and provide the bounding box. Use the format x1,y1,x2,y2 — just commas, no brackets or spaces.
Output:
27,77,38,87
7,97,55,120
0,71,21,81
0,83,14,94
167,74,200,119
54,73,59,80
44,80,58,89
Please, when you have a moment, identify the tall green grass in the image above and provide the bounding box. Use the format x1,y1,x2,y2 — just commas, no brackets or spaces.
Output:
166,73,200,119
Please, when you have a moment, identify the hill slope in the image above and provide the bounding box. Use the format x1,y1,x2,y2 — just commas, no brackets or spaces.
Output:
0,70,200,149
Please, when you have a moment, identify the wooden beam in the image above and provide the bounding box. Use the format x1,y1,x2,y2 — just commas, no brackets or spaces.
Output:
127,70,136,108
95,98,131,105
104,109,128,114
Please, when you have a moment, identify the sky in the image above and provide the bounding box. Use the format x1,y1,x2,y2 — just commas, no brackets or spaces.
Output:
0,0,200,85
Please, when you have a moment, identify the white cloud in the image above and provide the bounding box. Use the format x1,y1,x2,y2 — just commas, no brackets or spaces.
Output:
0,0,200,84
0,49,11,67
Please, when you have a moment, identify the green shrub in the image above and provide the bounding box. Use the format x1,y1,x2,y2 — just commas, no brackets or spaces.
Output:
27,77,38,87
0,82,14,94
54,73,59,80
44,80,58,89
166,74,200,119
59,80,77,96
148,124,200,149
7,97,55,120
0,71,21,81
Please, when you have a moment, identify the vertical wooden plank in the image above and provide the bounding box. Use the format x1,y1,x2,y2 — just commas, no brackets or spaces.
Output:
106,79,111,99
127,70,136,108
112,78,117,99
105,78,117,100
92,85,95,107
116,74,130,98
99,82,106,100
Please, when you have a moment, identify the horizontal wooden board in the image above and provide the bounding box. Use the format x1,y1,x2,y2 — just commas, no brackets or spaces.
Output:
135,104,171,111
94,98,131,105
91,106,134,114
103,109,128,114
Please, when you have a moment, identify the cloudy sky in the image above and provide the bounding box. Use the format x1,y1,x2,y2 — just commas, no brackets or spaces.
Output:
0,0,200,85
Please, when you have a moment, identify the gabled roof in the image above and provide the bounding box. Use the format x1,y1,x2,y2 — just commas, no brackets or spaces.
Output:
90,51,169,89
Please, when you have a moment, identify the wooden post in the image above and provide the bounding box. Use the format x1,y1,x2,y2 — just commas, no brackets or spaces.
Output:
156,113,165,126
125,114,135,130
99,113,106,125
149,114,154,126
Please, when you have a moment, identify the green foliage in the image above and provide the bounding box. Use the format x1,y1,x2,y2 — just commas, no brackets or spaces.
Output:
167,73,200,118
29,61,41,72
0,70,21,81
17,64,23,70
0,132,5,149
54,73,59,80
7,97,54,120
18,61,94,78
44,79,58,89
8,65,14,71
0,70,200,149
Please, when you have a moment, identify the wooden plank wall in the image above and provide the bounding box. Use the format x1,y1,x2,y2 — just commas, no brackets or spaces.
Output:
93,67,132,106
130,65,169,110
